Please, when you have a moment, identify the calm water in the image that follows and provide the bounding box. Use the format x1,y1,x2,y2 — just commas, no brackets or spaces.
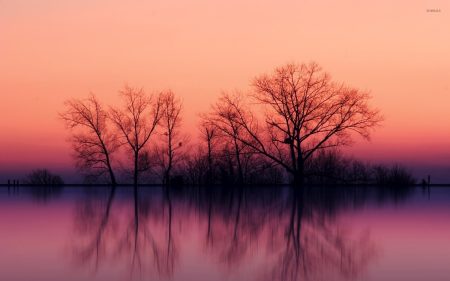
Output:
1,185,449,281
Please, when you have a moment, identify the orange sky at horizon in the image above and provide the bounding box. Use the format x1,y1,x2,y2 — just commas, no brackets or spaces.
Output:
1,0,449,180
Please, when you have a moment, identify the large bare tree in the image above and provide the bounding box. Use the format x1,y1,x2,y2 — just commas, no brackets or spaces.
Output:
60,95,118,185
209,62,382,186
109,86,163,186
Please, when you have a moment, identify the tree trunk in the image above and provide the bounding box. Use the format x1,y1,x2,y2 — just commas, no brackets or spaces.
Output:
101,141,116,186
293,159,304,187
165,134,173,186
165,158,172,186
207,139,213,185
134,151,139,187
105,154,116,186
233,138,244,185
108,168,117,186
293,141,304,187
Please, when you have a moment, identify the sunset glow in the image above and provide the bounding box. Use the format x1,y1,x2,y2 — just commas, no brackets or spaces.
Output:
1,0,449,181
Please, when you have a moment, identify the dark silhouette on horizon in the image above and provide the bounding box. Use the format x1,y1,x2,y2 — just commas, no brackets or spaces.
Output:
23,169,64,186
19,169,65,201
155,91,187,186
55,62,415,187
109,86,164,188
60,95,119,185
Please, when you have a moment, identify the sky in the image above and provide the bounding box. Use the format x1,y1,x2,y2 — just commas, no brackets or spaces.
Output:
0,0,449,182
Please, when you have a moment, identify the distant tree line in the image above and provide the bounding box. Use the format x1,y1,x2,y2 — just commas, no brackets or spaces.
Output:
304,150,415,186
59,62,415,187
23,169,64,186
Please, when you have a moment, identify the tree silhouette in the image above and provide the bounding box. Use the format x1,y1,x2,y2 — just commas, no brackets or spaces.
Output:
199,119,218,185
156,90,186,185
207,62,382,186
61,95,118,185
24,169,64,185
205,93,258,185
109,86,163,187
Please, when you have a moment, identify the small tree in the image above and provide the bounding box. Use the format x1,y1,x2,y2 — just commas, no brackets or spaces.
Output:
24,169,64,185
60,95,118,185
199,119,218,185
109,86,163,186
157,90,186,185
205,93,257,185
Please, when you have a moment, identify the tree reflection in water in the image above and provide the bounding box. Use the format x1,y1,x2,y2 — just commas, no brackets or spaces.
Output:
70,185,413,281
262,189,376,281
71,186,177,279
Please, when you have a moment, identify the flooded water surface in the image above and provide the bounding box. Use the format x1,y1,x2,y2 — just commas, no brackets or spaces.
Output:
1,186,449,281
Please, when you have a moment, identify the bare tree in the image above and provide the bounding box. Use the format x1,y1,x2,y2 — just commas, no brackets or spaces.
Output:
199,117,219,185
182,148,209,185
24,169,64,186
157,90,185,185
61,95,118,185
205,93,256,185
209,63,382,186
109,86,163,186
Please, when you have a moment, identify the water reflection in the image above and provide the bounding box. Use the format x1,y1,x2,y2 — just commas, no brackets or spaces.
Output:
71,186,116,270
68,185,414,281
71,186,178,279
5,185,64,202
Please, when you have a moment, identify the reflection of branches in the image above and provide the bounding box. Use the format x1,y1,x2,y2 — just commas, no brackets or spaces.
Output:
163,188,177,276
196,187,379,281
72,186,116,270
106,188,178,280
131,186,141,274
260,189,378,281
71,187,178,279
201,187,272,267
70,186,411,281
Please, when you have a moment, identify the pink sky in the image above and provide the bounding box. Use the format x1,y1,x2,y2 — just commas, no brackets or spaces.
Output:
0,0,449,181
